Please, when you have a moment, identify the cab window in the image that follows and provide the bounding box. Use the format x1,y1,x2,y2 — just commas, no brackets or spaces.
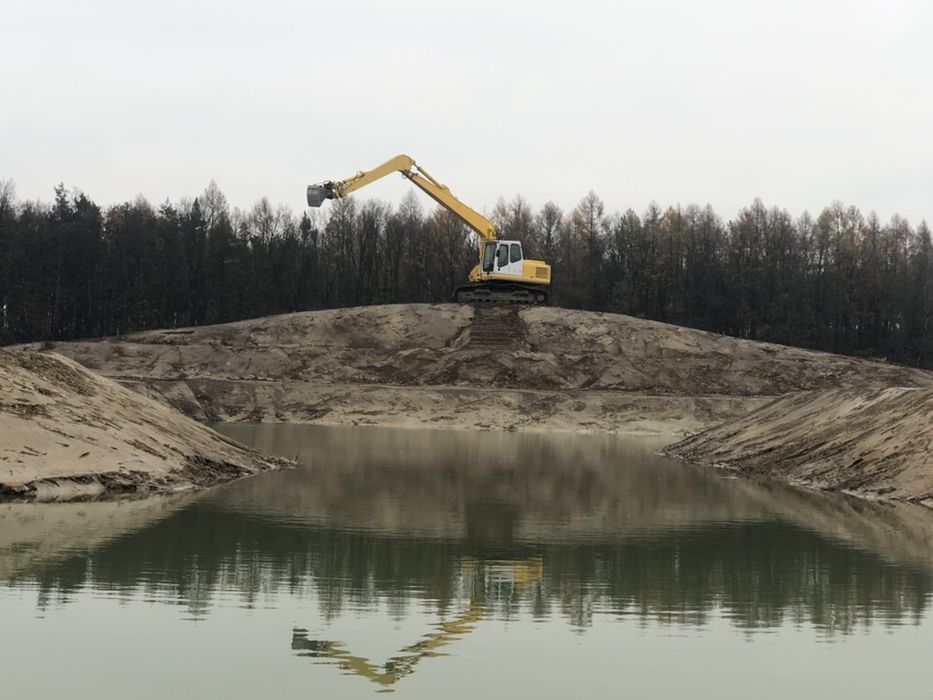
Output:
497,244,510,269
510,244,522,264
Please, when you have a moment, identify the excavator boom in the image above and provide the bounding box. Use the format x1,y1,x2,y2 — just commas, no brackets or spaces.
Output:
307,154,495,240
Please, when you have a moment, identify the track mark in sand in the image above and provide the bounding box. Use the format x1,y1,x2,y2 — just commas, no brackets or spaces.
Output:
467,307,523,348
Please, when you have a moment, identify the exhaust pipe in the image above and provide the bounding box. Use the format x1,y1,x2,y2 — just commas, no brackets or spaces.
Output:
306,182,336,208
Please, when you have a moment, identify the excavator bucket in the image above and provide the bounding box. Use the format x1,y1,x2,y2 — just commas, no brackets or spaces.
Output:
306,183,335,208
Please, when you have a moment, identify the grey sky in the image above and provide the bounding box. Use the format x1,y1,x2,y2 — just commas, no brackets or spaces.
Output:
2,0,932,223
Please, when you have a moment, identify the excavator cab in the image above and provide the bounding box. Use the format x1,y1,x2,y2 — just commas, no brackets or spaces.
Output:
495,240,524,276
481,240,523,277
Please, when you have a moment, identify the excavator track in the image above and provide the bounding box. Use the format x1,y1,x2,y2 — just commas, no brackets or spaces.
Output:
454,283,549,305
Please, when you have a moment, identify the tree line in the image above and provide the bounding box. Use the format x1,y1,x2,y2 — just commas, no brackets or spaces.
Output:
1,179,932,367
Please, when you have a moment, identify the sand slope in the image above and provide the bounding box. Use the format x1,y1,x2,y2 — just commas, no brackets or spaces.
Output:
23,304,933,435
0,350,288,500
664,387,933,507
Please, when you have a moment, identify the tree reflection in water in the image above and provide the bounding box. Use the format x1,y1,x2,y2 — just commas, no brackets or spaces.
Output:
5,425,932,649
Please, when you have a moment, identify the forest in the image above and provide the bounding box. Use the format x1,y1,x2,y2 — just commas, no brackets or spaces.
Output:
1,178,931,368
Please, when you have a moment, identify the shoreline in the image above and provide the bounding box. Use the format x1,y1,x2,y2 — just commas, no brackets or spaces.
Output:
7,304,933,505
123,377,769,437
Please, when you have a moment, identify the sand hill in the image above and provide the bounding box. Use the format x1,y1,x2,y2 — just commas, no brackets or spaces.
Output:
0,350,288,500
22,303,933,435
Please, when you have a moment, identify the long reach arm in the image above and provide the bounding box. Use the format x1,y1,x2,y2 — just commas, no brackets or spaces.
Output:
307,154,496,241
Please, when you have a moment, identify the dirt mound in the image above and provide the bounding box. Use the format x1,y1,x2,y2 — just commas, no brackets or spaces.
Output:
0,350,289,501
23,303,933,434
38,304,930,393
522,308,932,394
664,387,933,507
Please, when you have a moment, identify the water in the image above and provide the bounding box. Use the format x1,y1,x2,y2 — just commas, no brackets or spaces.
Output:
2,425,932,698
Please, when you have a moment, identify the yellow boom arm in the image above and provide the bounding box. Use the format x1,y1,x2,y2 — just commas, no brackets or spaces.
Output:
307,154,496,241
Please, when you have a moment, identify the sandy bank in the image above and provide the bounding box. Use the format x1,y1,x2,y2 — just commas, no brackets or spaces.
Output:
23,304,933,435
664,387,933,507
0,350,289,501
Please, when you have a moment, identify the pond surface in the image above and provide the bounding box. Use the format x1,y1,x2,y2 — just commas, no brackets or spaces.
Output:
2,425,932,698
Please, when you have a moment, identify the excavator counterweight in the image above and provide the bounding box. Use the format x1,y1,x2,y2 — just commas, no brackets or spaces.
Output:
307,155,551,304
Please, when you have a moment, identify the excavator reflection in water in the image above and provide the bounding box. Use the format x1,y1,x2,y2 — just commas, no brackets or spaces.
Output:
290,556,543,690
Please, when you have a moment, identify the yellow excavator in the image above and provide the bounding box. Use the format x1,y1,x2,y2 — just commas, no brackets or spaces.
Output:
307,154,552,304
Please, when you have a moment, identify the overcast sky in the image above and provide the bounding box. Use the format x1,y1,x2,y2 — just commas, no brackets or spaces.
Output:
2,0,932,223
